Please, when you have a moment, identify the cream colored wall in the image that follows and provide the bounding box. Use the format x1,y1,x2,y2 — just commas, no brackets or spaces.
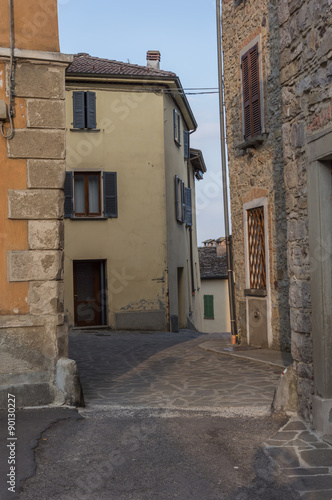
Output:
201,279,231,334
64,84,168,328
163,95,203,332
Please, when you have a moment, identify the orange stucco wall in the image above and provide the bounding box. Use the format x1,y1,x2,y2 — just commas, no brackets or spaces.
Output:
0,62,29,315
0,0,60,52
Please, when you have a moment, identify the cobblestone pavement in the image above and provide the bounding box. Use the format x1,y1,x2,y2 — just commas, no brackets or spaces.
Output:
69,330,282,411
264,417,332,500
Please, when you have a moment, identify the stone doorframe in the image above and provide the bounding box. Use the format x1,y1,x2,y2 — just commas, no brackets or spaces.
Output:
243,196,272,347
307,125,332,435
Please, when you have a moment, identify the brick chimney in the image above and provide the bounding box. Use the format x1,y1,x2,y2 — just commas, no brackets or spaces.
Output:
146,50,161,70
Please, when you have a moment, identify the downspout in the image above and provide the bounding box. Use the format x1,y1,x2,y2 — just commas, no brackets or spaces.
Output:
0,0,15,140
216,0,238,341
187,154,195,296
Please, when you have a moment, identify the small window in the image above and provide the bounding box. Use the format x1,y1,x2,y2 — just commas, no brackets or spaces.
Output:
204,295,214,319
241,44,261,140
73,91,97,129
64,171,117,219
247,206,266,289
173,109,181,145
74,172,101,217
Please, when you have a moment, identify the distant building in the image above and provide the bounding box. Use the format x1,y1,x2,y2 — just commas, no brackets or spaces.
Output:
64,51,206,332
198,245,230,333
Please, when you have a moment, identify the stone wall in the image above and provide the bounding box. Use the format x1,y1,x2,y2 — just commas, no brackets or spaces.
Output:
0,54,81,408
278,0,332,421
222,0,291,350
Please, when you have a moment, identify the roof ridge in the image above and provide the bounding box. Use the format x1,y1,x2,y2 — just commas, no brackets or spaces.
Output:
72,53,176,76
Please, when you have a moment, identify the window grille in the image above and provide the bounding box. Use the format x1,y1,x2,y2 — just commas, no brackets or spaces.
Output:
247,206,266,289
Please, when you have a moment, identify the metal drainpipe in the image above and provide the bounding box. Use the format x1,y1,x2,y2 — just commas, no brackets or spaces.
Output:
1,0,15,139
216,0,238,342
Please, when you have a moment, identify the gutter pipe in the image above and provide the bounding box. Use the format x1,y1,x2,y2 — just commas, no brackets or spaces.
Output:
216,0,238,342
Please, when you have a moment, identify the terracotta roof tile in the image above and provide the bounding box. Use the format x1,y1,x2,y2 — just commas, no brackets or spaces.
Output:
67,53,176,78
198,247,228,279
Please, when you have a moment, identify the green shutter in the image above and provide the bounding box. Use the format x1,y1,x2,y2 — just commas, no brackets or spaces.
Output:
185,187,192,226
184,130,190,159
204,295,214,319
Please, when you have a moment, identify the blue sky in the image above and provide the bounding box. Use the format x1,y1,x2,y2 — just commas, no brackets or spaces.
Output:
58,0,226,245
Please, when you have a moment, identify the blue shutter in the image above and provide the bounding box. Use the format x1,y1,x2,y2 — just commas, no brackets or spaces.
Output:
64,172,73,218
175,175,180,221
103,172,117,218
185,187,192,226
181,181,186,222
173,109,178,142
184,130,190,159
73,91,85,129
86,91,97,129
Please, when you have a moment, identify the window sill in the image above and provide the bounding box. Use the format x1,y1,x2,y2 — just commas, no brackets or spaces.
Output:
236,133,267,150
204,317,215,320
67,217,108,221
70,128,100,133
244,288,267,297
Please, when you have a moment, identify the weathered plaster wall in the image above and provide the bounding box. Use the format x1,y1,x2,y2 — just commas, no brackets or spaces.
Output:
201,279,231,333
164,94,203,332
278,0,332,421
64,85,168,330
0,0,78,408
0,0,60,52
222,0,290,350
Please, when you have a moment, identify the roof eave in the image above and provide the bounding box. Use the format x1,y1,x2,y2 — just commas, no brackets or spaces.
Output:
65,72,197,131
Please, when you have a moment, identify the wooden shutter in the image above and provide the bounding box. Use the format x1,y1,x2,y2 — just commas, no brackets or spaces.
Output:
103,172,117,218
175,175,180,221
64,171,73,218
184,130,190,159
73,91,85,129
185,187,192,226
249,45,261,136
242,43,261,140
204,295,214,319
86,91,97,129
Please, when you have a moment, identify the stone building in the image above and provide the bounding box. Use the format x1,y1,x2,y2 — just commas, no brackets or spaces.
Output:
0,0,81,408
278,0,332,432
222,0,291,351
222,0,332,432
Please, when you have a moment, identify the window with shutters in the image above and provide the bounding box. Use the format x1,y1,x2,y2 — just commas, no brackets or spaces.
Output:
64,171,117,219
204,295,214,319
73,172,101,217
173,109,181,146
241,43,261,141
175,176,192,226
72,91,97,130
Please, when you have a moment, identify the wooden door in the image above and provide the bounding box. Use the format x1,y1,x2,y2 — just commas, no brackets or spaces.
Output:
73,261,103,327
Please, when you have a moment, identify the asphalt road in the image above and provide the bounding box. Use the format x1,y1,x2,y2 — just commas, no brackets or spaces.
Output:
3,407,300,500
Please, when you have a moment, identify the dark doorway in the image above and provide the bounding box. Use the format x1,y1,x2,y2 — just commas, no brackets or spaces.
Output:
73,260,106,327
